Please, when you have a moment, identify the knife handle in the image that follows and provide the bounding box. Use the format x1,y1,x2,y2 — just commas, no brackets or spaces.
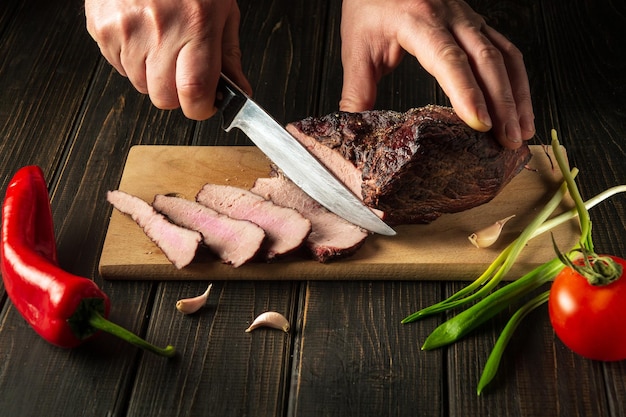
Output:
215,73,247,130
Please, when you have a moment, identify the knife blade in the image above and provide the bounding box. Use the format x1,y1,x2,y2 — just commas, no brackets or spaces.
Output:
214,74,395,236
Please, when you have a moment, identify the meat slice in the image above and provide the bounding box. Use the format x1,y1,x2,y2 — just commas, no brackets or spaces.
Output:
287,105,532,224
152,194,265,267
250,177,368,262
107,190,201,269
196,184,311,260
286,123,363,199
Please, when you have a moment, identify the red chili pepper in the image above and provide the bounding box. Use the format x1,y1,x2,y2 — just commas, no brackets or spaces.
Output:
1,166,175,357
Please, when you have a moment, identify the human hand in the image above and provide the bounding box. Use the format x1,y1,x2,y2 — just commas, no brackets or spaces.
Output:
85,0,251,120
339,0,535,149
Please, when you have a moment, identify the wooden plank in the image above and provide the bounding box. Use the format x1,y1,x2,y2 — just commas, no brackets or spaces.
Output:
99,145,577,281
295,3,449,416
0,0,100,300
290,280,444,417
0,3,198,417
441,1,626,416
0,0,99,180
539,1,626,416
0,43,183,417
438,1,572,414
540,0,626,259
125,280,298,416
125,0,329,415
440,2,576,412
0,1,18,34
0,1,149,414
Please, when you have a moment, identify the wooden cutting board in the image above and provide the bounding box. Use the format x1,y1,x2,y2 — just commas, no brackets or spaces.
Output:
99,145,578,281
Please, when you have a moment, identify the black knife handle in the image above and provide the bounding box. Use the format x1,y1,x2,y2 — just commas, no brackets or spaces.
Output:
215,73,247,130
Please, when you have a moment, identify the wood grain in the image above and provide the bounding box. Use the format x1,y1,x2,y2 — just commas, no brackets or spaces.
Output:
1,0,625,415
100,145,578,281
290,280,445,417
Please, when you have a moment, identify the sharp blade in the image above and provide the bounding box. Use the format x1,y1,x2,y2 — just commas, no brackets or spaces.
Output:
224,99,396,236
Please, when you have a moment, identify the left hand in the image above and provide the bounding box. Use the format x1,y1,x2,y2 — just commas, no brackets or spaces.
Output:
339,0,535,149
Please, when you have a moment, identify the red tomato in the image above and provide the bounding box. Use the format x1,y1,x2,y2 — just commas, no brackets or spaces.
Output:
548,255,626,361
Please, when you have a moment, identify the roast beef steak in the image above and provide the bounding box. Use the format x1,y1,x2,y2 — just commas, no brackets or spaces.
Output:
195,184,312,260
250,177,369,262
152,194,266,267
107,190,201,269
287,105,532,224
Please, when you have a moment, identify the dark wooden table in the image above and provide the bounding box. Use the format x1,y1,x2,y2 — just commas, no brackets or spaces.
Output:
1,0,626,416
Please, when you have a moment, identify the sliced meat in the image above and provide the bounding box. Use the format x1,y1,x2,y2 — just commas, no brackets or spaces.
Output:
287,105,532,224
250,177,368,262
286,123,363,198
196,184,311,260
107,190,201,269
152,194,265,267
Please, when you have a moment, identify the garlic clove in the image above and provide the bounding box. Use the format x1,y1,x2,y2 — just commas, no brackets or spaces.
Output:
176,283,212,314
245,311,290,333
468,215,515,249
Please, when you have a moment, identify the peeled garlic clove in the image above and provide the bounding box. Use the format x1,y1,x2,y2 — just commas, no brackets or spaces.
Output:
468,215,515,249
176,283,212,314
245,311,290,333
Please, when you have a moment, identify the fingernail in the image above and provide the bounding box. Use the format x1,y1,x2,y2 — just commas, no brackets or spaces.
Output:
519,114,536,138
477,106,492,130
505,121,522,144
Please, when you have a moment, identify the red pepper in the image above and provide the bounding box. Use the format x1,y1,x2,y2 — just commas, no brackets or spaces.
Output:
1,166,175,357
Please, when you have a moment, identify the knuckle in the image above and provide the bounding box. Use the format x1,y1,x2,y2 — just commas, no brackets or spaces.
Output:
504,43,524,62
437,43,469,66
177,77,209,101
88,11,139,46
150,91,179,110
476,43,504,64
222,46,243,66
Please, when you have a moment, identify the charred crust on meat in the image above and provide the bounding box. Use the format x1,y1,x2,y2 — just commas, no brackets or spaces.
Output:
289,105,531,225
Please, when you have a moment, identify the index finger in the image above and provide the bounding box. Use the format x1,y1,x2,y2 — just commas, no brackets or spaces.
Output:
397,22,493,133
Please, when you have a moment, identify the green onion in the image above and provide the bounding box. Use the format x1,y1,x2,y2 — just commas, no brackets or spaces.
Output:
476,290,550,395
405,130,626,394
402,168,577,324
421,257,564,350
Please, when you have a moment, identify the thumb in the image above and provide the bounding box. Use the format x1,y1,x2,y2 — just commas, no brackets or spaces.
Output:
339,54,378,112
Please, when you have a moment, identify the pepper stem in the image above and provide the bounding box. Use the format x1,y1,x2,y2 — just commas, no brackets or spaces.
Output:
88,311,176,358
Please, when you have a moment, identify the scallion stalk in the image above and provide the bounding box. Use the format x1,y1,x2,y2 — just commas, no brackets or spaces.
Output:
402,169,576,324
406,130,626,394
476,290,550,395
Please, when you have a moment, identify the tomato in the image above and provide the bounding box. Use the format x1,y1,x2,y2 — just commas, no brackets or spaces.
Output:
548,255,626,361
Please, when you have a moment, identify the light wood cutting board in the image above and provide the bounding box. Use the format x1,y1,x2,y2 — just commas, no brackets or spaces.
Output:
99,145,578,281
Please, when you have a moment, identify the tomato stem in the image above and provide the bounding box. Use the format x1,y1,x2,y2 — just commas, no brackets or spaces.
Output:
405,131,626,394
550,131,623,286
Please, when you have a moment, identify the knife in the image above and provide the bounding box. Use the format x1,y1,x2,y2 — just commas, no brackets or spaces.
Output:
214,73,396,236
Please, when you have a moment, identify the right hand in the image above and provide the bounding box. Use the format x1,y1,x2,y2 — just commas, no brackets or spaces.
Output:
85,0,251,120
